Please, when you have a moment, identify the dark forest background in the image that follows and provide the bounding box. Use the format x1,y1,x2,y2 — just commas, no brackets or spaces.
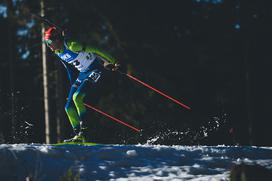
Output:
1,0,272,146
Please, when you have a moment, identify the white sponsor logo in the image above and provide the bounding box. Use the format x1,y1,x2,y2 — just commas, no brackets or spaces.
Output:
60,53,72,61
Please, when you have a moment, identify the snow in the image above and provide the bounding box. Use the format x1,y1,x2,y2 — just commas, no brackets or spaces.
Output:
0,144,271,181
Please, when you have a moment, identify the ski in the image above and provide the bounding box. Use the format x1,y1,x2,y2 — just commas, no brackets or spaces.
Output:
52,142,100,146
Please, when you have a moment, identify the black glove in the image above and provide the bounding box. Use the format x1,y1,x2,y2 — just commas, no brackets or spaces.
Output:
104,63,120,71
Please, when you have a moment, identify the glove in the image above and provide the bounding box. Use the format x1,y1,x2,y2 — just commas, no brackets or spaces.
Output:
104,63,120,71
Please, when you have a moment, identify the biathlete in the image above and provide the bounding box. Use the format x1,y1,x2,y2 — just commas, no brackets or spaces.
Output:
44,27,119,142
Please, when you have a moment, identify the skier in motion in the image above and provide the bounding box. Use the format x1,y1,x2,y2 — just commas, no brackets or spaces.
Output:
44,27,119,142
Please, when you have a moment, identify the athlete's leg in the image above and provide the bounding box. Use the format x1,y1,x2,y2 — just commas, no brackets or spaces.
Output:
68,70,103,142
72,79,93,131
65,84,82,134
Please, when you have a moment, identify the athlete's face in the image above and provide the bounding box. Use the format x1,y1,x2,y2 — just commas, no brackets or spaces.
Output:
45,39,62,51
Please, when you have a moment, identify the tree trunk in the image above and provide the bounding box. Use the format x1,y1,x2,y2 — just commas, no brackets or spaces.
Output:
40,0,51,144
7,0,16,143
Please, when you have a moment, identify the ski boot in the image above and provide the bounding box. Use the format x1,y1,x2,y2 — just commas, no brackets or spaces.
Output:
64,131,87,143
64,124,87,143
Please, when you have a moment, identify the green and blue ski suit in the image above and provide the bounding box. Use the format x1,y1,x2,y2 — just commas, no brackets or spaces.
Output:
54,41,117,133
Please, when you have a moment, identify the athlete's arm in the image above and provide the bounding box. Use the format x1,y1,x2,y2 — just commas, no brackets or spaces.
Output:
60,59,75,85
85,46,116,64
86,46,120,71
67,41,119,70
53,42,76,84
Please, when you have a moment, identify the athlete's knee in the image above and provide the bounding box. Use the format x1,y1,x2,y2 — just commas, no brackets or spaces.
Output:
72,91,85,104
65,101,73,112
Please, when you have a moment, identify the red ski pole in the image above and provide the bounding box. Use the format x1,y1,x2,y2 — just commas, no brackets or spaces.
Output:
84,103,141,133
119,71,192,110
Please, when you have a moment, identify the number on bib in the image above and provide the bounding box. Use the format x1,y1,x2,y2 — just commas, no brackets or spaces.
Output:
89,72,101,82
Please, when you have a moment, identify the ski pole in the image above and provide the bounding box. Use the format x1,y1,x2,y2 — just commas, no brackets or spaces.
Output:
118,70,192,110
84,103,141,133
31,14,64,32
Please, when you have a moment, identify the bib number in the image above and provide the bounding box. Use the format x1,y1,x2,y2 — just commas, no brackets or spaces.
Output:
89,72,101,82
